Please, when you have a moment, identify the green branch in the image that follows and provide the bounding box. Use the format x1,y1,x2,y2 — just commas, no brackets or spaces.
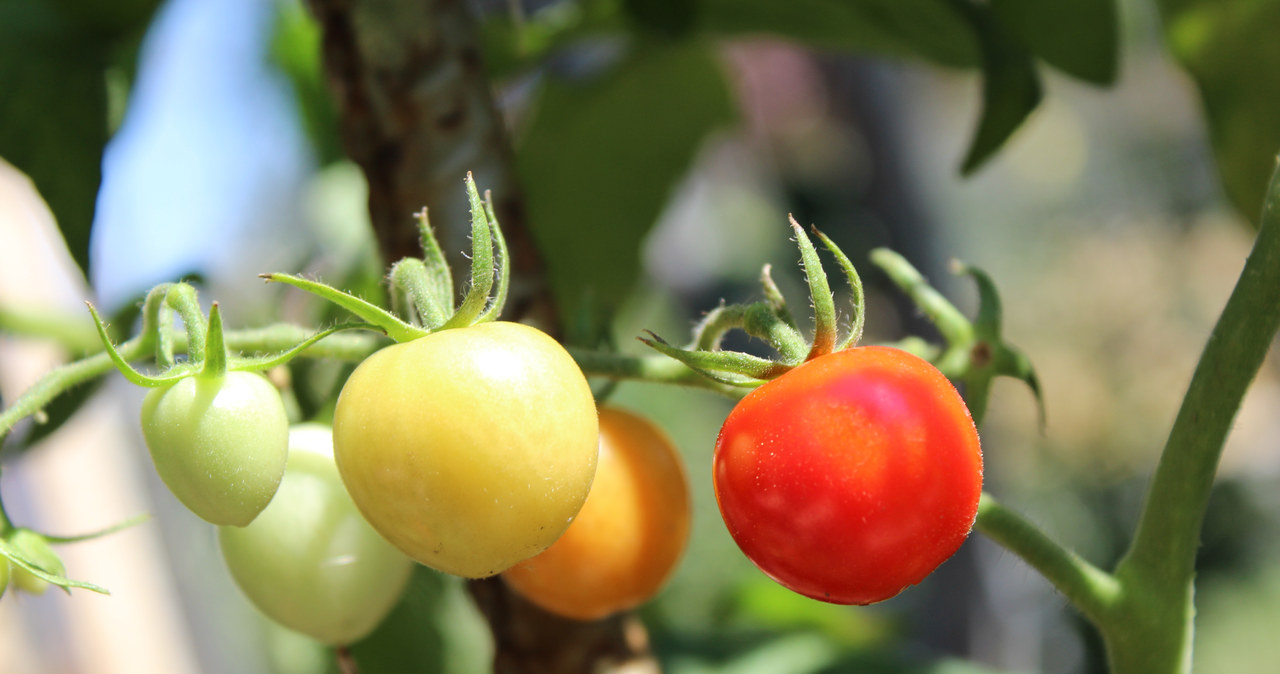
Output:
0,322,384,445
974,493,1120,624
1102,158,1280,672
567,347,749,398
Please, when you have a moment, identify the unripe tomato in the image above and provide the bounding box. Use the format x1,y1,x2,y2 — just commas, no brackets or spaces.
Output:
333,321,599,578
714,346,982,605
502,408,691,620
218,424,414,645
7,528,63,596
140,372,290,526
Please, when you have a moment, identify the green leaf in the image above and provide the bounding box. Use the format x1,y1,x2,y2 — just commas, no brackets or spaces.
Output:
954,2,1044,174
0,3,109,275
271,0,342,165
990,0,1119,85
1159,0,1280,224
698,0,980,68
518,40,734,318
348,568,491,673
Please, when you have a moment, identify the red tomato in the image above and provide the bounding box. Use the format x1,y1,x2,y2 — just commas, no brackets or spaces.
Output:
714,345,982,605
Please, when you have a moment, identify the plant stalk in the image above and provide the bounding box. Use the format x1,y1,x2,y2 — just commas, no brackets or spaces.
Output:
1104,158,1280,672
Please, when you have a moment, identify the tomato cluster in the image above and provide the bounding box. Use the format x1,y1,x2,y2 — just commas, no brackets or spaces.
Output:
714,346,983,605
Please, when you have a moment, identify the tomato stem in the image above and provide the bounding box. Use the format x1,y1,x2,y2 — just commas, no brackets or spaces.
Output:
974,493,1120,624
567,347,750,397
1101,154,1280,673
164,284,207,364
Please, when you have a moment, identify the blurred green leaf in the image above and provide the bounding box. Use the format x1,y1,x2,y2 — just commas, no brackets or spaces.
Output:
272,0,342,165
955,2,1043,174
732,578,893,647
518,40,734,319
698,0,979,68
1159,0,1280,224
0,0,160,276
989,0,1118,84
348,567,491,673
47,0,162,38
0,3,108,276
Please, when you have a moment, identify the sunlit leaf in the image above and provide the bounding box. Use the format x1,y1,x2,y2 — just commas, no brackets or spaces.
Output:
518,40,734,319
955,2,1043,174
1159,0,1280,224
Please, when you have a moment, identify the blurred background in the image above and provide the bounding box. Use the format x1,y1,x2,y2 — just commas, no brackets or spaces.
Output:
2,0,1279,672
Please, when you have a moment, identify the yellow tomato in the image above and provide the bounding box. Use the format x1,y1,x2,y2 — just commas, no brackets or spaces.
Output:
503,408,691,620
332,322,599,578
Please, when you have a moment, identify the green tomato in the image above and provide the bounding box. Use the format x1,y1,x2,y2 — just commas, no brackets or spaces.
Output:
6,528,63,596
141,372,289,526
218,424,414,645
333,321,599,578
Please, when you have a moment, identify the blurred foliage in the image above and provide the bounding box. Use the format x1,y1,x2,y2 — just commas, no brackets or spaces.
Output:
271,0,342,166
519,40,735,318
347,567,492,673
0,0,161,275
1159,0,1280,225
990,0,1117,85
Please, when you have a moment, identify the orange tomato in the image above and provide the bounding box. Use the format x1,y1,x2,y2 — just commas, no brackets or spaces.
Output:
502,407,691,620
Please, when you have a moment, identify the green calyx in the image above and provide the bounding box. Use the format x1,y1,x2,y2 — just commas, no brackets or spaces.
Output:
0,514,146,596
869,250,1042,427
88,283,371,389
264,172,510,341
639,216,867,386
640,215,1041,425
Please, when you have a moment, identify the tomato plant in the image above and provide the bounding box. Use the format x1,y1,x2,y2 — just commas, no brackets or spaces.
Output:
218,424,414,645
140,371,290,527
332,320,599,578
502,407,691,620
714,345,983,605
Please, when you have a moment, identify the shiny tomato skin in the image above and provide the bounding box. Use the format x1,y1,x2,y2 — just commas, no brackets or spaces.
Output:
502,407,691,620
714,346,982,605
141,372,289,527
218,424,413,645
332,321,599,579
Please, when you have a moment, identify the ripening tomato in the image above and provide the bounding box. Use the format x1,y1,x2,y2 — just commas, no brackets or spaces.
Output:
218,424,414,645
714,346,982,605
502,407,691,620
141,372,290,526
332,321,599,578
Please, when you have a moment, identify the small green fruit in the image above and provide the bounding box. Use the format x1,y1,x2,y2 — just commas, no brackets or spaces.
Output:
141,372,289,526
